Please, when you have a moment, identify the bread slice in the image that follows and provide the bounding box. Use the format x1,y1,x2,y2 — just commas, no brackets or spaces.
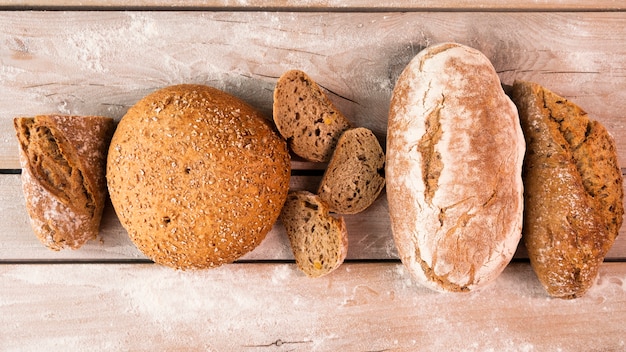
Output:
273,69,351,162
511,80,624,299
318,127,385,214
280,191,348,278
14,115,114,250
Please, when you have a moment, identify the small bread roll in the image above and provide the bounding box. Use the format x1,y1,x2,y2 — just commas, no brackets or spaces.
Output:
386,43,525,292
14,115,114,250
107,84,291,269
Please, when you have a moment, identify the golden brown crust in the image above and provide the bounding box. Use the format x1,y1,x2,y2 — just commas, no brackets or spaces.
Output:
512,80,624,299
14,115,114,250
107,84,291,270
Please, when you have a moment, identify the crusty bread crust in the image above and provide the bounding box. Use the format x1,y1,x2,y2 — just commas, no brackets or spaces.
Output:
14,115,114,250
107,84,291,269
512,80,624,299
386,43,525,292
280,191,348,278
273,70,351,162
318,127,385,214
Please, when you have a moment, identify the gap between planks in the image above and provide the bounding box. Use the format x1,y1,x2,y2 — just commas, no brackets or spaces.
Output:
0,1,625,12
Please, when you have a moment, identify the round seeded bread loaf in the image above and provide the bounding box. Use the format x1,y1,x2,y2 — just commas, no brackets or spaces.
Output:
107,84,291,269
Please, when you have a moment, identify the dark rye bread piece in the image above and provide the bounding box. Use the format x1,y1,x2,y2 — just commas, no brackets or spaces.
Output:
511,80,624,299
273,69,351,162
280,191,348,278
318,127,385,214
14,115,114,250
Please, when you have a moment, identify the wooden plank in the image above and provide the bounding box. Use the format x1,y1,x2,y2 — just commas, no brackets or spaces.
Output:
3,170,626,261
0,173,397,261
1,262,625,350
2,12,626,169
0,0,624,11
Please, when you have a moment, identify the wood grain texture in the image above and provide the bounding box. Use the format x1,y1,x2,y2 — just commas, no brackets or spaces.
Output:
1,12,626,168
1,262,625,351
0,0,624,11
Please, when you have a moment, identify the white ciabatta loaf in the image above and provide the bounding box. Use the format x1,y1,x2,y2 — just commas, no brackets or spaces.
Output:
386,43,525,292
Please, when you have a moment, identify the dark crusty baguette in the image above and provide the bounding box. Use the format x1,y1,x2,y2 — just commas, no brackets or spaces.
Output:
14,115,114,250
273,69,351,162
511,80,624,299
280,191,348,278
318,127,385,214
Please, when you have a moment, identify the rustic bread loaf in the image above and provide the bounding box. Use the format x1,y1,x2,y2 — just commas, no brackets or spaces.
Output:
386,43,525,292
107,84,291,270
280,191,348,278
14,115,114,250
511,80,624,299
318,127,385,214
273,69,351,162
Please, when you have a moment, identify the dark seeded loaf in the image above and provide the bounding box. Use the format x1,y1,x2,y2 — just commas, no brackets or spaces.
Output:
511,80,624,299
318,127,385,214
280,191,348,278
273,69,351,162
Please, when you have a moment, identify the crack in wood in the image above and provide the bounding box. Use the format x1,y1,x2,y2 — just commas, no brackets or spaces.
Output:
317,83,360,105
243,338,312,348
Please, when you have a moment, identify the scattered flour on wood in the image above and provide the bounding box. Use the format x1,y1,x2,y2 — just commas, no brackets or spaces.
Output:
2,263,626,350
65,13,160,74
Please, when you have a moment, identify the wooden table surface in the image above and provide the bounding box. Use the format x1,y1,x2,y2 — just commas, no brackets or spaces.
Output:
1,1,626,351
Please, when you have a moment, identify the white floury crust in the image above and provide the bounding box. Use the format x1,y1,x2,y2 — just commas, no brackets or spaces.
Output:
386,43,525,292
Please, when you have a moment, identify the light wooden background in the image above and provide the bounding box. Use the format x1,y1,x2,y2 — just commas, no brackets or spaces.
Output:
1,2,626,351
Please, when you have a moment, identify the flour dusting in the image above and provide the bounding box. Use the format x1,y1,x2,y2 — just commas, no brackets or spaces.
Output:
65,13,159,74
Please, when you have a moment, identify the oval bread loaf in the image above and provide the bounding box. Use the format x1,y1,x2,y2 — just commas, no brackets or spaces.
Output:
386,43,525,292
107,84,291,270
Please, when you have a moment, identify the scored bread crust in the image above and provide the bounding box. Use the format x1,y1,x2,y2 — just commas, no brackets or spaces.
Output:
107,84,291,270
280,191,348,278
318,127,385,214
14,115,114,250
511,80,624,299
386,43,525,292
273,69,351,162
